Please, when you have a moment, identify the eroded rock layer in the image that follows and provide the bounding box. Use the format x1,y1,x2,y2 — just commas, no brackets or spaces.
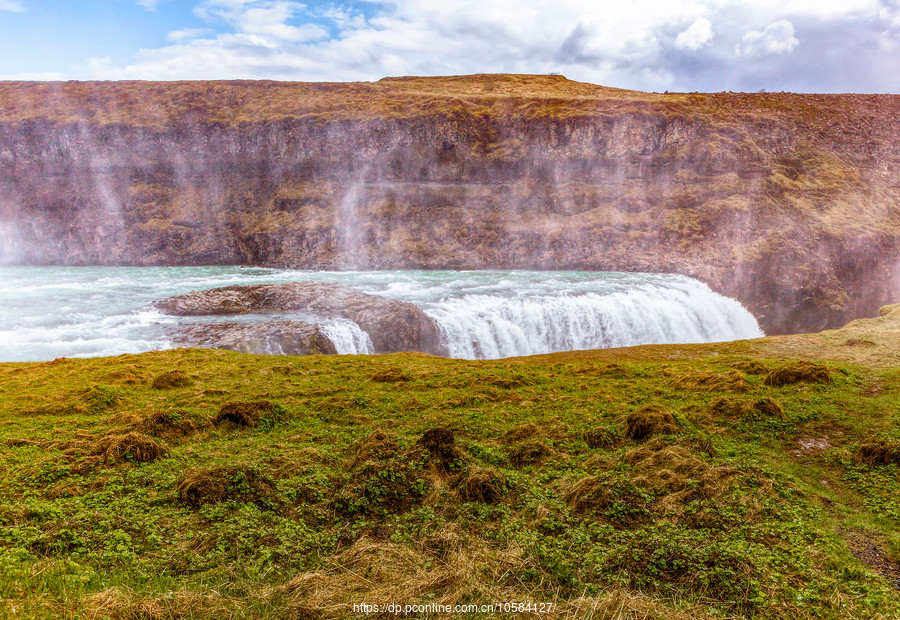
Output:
171,320,338,356
1,75,899,334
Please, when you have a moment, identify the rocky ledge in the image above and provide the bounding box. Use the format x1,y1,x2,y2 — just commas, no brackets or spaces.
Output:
155,282,447,356
171,320,338,356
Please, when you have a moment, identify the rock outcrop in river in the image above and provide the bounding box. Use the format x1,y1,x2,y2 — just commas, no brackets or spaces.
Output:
1,75,899,334
172,320,338,356
156,282,446,355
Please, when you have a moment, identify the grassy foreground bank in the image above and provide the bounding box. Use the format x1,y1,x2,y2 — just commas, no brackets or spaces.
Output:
2,310,900,618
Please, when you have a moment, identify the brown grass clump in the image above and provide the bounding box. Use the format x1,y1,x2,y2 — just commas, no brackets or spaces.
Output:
5,438,46,448
854,440,900,466
559,590,714,620
83,587,225,620
481,372,534,388
460,467,506,504
566,474,653,526
508,440,553,467
626,405,679,442
708,397,750,418
369,367,412,383
101,365,149,385
150,370,193,389
284,530,532,620
625,442,708,492
91,432,168,465
879,303,900,317
502,422,541,442
176,465,279,509
349,429,400,468
752,397,785,419
572,362,634,378
764,361,831,387
623,440,741,523
730,360,770,375
337,430,431,514
213,400,281,427
668,370,750,393
417,427,463,466
583,427,620,449
80,386,123,412
133,410,203,441
709,396,784,421
842,338,877,347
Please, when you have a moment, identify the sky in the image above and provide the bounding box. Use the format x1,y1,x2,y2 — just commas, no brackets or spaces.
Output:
0,0,898,93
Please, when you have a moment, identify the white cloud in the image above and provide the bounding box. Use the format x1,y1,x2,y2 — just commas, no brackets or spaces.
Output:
675,17,714,50
13,0,896,93
0,0,24,12
0,70,67,80
193,1,328,43
736,20,800,56
138,0,160,10
167,28,214,41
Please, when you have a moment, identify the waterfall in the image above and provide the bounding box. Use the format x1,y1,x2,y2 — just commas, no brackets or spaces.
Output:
320,319,375,355
418,278,763,359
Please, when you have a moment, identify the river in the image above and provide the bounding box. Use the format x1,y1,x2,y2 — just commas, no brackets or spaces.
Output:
0,267,763,362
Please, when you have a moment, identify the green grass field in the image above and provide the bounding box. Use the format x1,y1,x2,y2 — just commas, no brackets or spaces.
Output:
2,309,900,618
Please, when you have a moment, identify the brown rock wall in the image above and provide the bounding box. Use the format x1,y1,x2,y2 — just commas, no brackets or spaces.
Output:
1,76,899,334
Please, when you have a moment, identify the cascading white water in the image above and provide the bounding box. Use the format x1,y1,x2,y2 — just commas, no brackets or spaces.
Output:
0,267,763,362
320,319,375,355
421,280,762,359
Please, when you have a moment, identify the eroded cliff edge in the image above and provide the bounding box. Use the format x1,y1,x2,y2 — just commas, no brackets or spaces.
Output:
1,74,898,334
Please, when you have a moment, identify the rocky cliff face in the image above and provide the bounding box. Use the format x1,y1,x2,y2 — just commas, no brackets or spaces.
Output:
1,75,898,334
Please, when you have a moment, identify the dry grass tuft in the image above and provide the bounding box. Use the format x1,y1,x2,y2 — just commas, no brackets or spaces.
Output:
349,429,400,469
566,474,653,526
855,440,900,466
572,362,634,378
502,422,541,443
730,360,770,375
176,465,279,508
764,361,831,387
843,338,877,348
709,396,783,420
560,589,714,619
481,372,535,388
752,397,785,418
708,397,749,418
626,405,679,442
460,467,506,503
369,367,412,383
132,409,204,441
101,365,150,385
83,586,224,619
284,532,531,620
213,400,280,427
508,440,554,467
5,437,46,448
150,370,193,389
91,431,168,465
879,303,900,317
668,370,750,393
624,440,741,521
583,427,620,449
417,427,463,466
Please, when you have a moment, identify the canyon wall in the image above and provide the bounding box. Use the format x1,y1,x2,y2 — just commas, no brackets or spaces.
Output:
0,75,898,334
